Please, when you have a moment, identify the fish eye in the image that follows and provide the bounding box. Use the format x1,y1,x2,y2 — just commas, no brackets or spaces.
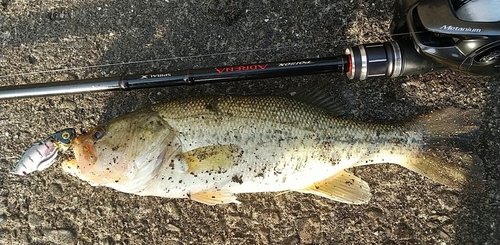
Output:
93,128,105,140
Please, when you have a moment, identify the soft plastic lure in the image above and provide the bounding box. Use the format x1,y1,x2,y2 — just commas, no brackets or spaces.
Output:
10,128,76,176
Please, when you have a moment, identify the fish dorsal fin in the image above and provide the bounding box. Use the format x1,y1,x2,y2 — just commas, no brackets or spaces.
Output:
189,189,241,205
297,170,371,204
179,144,243,174
287,86,350,117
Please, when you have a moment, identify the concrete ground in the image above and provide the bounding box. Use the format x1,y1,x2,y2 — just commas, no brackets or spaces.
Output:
0,0,499,244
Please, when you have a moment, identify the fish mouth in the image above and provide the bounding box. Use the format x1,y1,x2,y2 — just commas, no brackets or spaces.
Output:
72,135,98,171
69,132,132,185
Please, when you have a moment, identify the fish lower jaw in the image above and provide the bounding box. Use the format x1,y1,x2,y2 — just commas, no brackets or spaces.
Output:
61,159,81,178
61,162,102,187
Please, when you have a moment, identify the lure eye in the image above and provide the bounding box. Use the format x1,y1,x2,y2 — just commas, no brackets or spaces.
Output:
93,128,105,140
61,131,71,140
50,128,76,144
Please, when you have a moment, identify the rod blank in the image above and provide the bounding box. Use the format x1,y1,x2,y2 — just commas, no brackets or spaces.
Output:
0,56,349,100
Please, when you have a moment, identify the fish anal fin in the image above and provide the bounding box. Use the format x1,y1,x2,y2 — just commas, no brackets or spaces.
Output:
189,189,241,205
180,144,243,174
297,170,371,204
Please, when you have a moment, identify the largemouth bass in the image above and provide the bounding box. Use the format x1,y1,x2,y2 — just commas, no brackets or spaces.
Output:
62,94,481,205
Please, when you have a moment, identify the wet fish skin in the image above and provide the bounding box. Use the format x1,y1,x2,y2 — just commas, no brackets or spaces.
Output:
62,95,481,205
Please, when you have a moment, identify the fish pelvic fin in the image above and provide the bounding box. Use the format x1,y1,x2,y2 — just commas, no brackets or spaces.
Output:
403,107,484,191
297,170,371,204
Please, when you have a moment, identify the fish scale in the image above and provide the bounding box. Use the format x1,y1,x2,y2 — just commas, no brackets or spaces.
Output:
62,95,481,205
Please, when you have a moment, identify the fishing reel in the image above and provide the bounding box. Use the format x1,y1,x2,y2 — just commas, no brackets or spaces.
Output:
346,0,500,80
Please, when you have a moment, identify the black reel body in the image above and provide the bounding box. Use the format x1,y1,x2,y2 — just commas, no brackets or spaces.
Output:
391,0,500,76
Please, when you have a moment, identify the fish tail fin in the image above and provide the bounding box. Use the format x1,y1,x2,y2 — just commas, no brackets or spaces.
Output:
400,108,484,191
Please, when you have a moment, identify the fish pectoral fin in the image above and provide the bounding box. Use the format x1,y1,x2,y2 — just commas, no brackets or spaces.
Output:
180,144,243,174
189,189,241,205
297,170,371,204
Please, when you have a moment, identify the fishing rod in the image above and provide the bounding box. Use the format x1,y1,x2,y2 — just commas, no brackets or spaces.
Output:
1,0,499,100
0,39,445,100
